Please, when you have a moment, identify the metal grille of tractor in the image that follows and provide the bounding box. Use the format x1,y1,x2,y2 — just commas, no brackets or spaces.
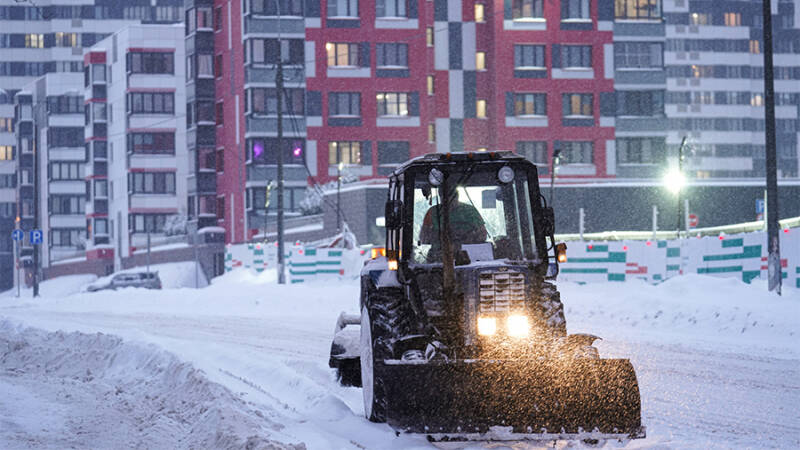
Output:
478,271,526,313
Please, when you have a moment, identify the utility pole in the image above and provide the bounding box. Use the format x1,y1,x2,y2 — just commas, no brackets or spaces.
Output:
675,136,687,239
276,45,286,284
763,0,781,295
32,121,39,297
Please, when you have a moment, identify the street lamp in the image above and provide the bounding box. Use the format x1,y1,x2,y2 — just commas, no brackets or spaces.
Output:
549,144,561,207
664,136,688,238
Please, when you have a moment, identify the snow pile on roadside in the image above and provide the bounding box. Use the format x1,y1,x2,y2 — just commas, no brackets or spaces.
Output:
561,274,799,353
0,320,303,450
0,274,98,299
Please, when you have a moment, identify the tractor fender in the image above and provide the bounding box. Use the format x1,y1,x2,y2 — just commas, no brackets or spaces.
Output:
564,333,601,348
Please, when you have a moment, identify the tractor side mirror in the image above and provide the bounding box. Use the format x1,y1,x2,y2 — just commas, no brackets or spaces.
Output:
385,200,402,229
541,207,555,236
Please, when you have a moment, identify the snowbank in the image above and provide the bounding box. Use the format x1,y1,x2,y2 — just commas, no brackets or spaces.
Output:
0,274,98,299
0,320,302,449
561,274,799,354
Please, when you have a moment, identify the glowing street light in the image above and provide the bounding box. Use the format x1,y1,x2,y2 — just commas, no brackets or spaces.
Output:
663,168,686,195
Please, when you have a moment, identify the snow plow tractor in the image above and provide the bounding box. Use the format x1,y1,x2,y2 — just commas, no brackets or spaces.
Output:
329,151,645,441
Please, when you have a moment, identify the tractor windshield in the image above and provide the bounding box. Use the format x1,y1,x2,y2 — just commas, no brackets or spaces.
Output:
411,165,539,264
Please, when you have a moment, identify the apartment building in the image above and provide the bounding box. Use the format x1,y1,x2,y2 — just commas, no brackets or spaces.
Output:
83,25,188,270
0,0,182,289
14,72,87,272
663,0,800,179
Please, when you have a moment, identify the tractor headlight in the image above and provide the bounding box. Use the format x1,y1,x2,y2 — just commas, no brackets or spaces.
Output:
477,317,497,336
506,315,530,337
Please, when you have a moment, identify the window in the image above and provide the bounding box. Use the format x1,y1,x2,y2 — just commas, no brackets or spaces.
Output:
0,118,12,133
197,54,214,77
196,7,212,28
562,93,593,117
328,141,362,165
48,127,84,147
476,100,487,118
614,42,662,69
377,141,409,174
329,92,361,116
92,64,106,82
428,124,435,142
377,92,409,116
196,101,215,122
50,196,85,215
0,174,15,188
615,0,660,20
251,0,303,16
215,7,223,30
724,12,741,27
54,32,79,47
426,27,434,47
327,42,359,67
47,95,83,114
751,94,763,107
616,137,665,164
215,54,223,77
690,12,709,25
516,141,547,165
50,162,84,180
562,0,589,20
128,92,175,114
50,229,84,247
248,138,306,164
376,43,408,68
328,0,358,17
250,88,304,115
250,38,305,64
127,52,174,74
616,90,664,116
512,0,543,19
94,180,108,197
94,218,108,235
129,172,176,194
561,45,592,68
427,75,435,95
514,93,547,116
130,214,170,233
749,40,760,54
127,132,176,154
559,141,594,164
0,146,12,160
216,102,224,125
514,45,545,68
475,3,485,22
377,0,406,18
476,52,486,70
25,33,43,48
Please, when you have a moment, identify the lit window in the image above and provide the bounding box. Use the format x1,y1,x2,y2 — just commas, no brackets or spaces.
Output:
476,52,486,70
749,40,760,54
724,12,741,26
476,100,487,118
562,93,593,117
326,42,359,67
751,94,763,107
426,27,434,47
475,3,485,22
376,92,409,116
690,12,708,25
328,141,362,166
427,75,434,95
428,124,435,142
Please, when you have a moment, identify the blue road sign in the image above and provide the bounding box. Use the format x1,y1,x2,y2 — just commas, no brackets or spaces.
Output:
11,229,23,241
756,199,765,214
29,229,43,245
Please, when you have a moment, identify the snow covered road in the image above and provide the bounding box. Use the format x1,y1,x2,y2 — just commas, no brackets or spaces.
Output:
1,270,798,449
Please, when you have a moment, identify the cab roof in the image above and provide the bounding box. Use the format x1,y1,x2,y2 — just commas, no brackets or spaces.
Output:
392,151,529,177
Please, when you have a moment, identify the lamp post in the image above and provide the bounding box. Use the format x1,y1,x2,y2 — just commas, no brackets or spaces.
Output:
549,145,561,207
337,160,343,232
664,137,688,238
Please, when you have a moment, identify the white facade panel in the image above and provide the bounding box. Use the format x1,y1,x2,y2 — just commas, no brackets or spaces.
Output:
448,70,464,119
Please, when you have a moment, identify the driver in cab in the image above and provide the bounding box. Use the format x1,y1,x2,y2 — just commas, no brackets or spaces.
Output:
419,189,487,259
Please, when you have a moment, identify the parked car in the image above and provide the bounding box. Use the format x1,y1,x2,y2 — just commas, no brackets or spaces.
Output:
86,271,162,292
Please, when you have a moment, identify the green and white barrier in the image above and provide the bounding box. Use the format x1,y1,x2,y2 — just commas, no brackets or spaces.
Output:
558,225,798,287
